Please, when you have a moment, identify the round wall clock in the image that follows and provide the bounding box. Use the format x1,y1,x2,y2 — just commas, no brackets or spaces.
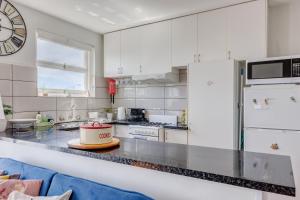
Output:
0,0,26,56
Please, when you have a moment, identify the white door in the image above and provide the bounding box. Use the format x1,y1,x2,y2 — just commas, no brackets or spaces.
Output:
104,32,121,77
228,0,267,60
121,27,141,76
244,128,300,200
140,21,172,75
188,60,238,150
171,15,198,67
244,84,300,130
197,8,228,62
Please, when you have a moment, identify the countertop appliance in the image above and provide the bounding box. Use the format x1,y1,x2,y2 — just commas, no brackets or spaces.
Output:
188,60,244,150
127,108,146,122
243,83,300,200
117,107,126,121
246,55,300,85
128,115,177,142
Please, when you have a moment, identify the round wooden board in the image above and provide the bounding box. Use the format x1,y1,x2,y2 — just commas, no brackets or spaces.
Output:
67,138,120,150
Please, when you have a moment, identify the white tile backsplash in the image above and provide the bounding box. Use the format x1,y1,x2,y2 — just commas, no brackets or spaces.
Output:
13,65,37,82
115,87,136,99
0,80,12,96
112,99,135,108
136,99,164,110
13,97,57,112
2,97,12,106
136,87,164,99
88,98,111,110
57,98,88,111
0,64,12,80
13,112,37,119
165,85,187,98
165,99,188,111
95,87,109,98
13,81,37,97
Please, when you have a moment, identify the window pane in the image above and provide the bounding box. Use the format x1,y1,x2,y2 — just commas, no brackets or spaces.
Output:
37,38,87,68
38,67,86,91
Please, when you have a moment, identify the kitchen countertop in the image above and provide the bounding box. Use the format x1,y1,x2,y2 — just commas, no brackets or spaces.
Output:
0,128,295,196
108,120,189,130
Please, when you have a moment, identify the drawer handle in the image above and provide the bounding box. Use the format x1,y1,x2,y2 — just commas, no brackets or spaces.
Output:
270,143,279,150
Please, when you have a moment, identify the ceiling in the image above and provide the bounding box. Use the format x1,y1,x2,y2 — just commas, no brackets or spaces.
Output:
12,0,256,34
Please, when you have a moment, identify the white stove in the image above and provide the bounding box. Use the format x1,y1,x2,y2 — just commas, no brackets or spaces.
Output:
128,115,177,142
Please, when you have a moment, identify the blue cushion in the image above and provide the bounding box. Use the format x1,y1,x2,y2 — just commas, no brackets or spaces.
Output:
47,174,153,200
0,158,57,196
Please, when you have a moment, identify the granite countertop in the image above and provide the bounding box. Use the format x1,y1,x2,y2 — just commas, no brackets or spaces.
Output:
108,120,189,130
0,128,295,196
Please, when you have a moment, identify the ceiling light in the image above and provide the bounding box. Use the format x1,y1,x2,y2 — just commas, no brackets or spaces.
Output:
88,11,99,17
101,17,116,25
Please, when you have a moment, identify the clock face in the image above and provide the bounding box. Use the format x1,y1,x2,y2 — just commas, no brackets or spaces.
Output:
0,0,26,56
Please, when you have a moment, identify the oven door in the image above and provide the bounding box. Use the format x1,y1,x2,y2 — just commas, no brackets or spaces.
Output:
246,59,292,85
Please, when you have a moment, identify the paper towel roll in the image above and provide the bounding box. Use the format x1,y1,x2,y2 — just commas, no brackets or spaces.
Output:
0,95,5,120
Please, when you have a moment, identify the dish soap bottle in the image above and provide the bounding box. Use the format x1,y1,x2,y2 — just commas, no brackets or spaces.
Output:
36,111,42,124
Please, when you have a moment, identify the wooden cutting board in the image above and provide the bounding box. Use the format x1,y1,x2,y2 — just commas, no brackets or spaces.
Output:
67,138,120,150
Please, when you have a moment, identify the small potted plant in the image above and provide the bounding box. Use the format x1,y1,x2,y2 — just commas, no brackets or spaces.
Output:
105,108,113,122
3,104,13,120
0,104,12,132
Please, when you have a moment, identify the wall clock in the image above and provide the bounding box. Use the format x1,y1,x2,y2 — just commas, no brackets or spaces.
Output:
0,0,26,56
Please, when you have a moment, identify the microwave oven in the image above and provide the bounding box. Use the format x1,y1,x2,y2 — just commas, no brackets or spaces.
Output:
246,56,300,85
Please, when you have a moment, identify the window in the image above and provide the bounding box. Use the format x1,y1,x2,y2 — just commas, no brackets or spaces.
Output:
37,31,95,97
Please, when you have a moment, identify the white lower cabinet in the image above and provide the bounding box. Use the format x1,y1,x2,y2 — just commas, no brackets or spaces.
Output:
114,125,131,139
244,128,300,200
165,129,188,145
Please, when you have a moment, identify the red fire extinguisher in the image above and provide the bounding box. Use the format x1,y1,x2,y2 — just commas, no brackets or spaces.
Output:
107,79,117,104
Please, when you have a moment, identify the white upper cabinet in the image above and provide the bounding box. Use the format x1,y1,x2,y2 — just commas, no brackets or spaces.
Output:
121,27,141,76
104,32,121,77
197,9,229,62
140,21,172,75
228,0,267,60
171,15,198,67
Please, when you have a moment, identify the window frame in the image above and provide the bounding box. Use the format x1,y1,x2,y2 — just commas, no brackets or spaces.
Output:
36,30,95,97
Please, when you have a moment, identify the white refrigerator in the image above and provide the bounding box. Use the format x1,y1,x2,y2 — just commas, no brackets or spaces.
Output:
244,84,300,200
188,60,244,150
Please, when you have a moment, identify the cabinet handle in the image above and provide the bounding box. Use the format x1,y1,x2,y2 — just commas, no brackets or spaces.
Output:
139,65,142,73
165,132,168,141
270,143,279,150
193,54,196,63
198,54,201,63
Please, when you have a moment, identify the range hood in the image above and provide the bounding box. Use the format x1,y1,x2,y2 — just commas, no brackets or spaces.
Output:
132,69,179,83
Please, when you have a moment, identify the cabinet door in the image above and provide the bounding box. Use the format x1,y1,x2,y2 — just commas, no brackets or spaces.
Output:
141,21,172,74
121,27,141,76
228,0,267,60
244,128,300,200
115,125,130,138
104,32,121,77
165,129,188,144
171,15,197,67
197,9,228,62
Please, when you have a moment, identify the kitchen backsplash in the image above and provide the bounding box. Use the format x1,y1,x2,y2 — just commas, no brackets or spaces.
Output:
0,63,111,122
113,69,188,119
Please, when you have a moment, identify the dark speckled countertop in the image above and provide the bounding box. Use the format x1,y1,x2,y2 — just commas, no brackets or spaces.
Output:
0,128,295,196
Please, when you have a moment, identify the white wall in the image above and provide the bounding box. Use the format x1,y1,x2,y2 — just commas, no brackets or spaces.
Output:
0,2,103,76
268,0,300,57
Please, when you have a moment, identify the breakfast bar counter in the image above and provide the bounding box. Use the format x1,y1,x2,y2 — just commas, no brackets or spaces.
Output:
0,128,296,199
